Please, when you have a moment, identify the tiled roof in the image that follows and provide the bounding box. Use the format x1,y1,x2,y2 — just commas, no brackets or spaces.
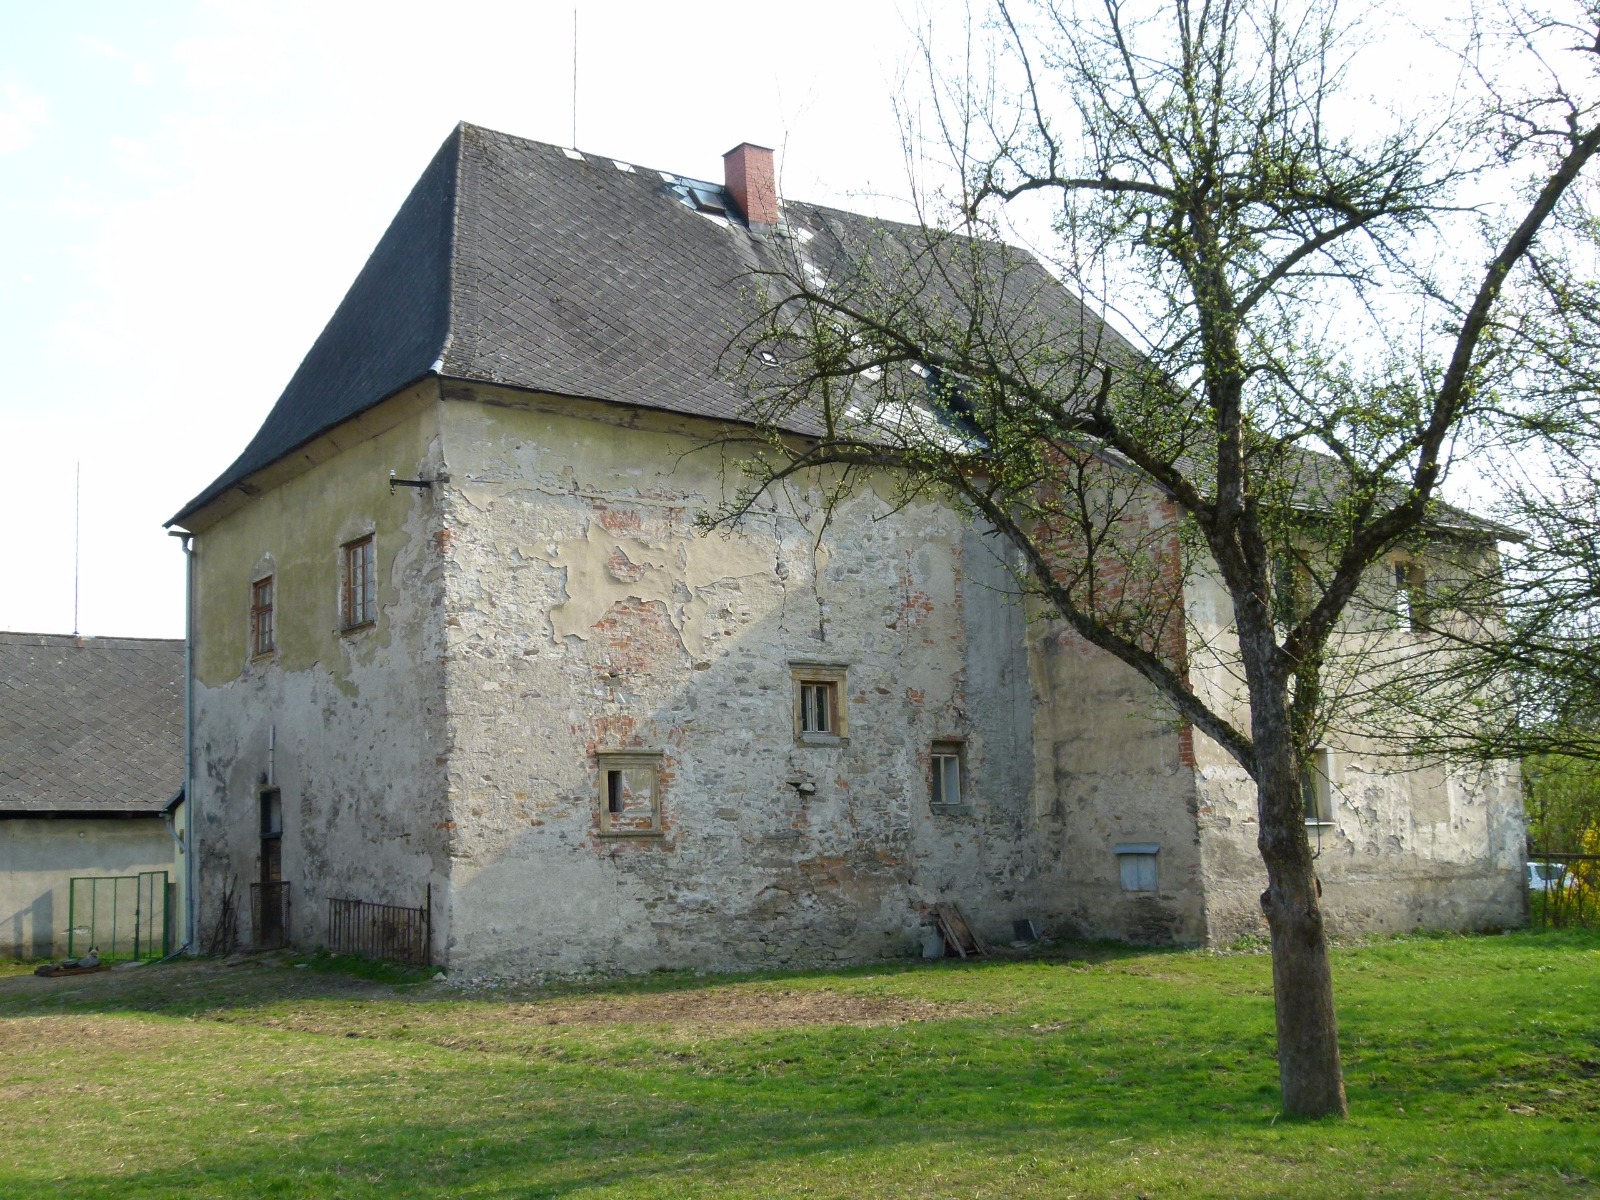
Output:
170,123,1111,524
0,632,183,815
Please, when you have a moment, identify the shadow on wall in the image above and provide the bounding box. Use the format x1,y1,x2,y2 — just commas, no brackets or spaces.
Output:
3,890,54,959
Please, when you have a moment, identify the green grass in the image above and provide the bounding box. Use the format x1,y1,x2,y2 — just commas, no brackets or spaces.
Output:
1,931,1596,1198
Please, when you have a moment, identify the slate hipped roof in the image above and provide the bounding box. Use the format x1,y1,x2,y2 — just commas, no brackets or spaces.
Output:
169,122,1097,525
167,121,1504,542
0,632,183,815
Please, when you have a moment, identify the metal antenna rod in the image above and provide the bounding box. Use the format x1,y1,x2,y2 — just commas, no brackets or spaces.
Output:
73,461,81,637
571,7,578,148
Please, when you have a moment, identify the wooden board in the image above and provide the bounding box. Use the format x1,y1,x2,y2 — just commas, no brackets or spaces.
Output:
33,964,108,978
932,903,989,959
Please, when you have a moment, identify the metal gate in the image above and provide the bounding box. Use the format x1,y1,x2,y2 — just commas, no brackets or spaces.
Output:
67,871,170,961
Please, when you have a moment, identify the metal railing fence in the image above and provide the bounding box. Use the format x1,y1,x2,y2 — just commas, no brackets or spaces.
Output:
327,885,430,965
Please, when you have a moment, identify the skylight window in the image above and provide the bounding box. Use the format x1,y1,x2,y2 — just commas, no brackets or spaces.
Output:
562,147,585,160
612,160,635,173
663,174,733,224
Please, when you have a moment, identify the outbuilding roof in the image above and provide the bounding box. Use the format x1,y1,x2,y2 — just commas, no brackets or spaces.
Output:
0,632,183,816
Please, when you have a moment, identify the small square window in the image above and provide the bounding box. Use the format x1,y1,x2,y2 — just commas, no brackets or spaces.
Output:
790,663,849,744
597,752,663,837
250,576,275,657
341,535,376,630
1302,748,1335,826
1115,843,1159,892
931,741,965,808
801,681,836,733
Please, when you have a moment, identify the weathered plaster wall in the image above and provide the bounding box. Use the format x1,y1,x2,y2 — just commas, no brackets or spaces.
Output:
1183,569,1526,943
1025,491,1207,946
432,387,1039,976
0,818,176,958
186,386,449,954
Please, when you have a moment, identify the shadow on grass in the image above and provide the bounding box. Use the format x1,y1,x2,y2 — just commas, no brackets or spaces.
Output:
4,931,1598,1197
0,938,1166,1021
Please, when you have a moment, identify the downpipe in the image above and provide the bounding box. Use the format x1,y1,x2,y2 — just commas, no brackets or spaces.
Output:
168,529,198,954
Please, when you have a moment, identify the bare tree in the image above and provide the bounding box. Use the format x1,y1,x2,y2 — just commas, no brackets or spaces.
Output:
710,0,1600,1116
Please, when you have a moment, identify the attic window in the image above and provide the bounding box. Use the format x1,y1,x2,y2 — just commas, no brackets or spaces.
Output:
688,187,727,215
665,176,731,221
562,147,585,160
612,160,635,173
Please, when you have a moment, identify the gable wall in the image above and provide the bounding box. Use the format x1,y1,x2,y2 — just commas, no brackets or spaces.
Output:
431,387,1045,976
1182,566,1526,944
186,386,450,954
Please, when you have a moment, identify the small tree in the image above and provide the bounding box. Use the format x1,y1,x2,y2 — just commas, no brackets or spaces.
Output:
712,0,1600,1115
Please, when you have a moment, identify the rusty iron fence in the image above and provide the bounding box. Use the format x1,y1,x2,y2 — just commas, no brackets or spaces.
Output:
250,881,292,950
327,885,430,965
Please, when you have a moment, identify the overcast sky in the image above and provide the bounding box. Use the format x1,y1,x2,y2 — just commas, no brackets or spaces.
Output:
1,0,937,639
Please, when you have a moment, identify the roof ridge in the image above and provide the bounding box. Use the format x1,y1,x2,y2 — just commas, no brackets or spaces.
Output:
0,631,184,646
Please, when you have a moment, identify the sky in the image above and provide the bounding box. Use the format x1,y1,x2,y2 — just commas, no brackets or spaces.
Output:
0,1,1541,641
0,0,935,639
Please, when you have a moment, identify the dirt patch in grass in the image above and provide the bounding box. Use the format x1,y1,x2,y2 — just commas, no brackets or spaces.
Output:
0,1014,197,1057
503,986,965,1030
226,985,983,1048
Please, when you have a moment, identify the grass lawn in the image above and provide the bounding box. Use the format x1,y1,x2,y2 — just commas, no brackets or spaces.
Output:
0,931,1595,1199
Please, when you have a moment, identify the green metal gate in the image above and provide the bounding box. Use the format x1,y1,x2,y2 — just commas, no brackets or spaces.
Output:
67,871,170,961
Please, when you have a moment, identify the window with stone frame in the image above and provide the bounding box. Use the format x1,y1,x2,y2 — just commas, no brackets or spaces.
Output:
250,576,275,657
597,752,663,837
341,535,376,630
930,740,965,808
791,663,849,743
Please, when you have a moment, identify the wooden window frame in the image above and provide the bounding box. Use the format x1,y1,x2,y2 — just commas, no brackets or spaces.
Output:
341,535,376,631
1301,748,1336,827
1394,560,1427,631
250,575,275,658
596,751,664,838
790,662,849,745
930,740,966,809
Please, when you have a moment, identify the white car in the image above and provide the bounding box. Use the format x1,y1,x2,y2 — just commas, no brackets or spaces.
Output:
1527,861,1570,892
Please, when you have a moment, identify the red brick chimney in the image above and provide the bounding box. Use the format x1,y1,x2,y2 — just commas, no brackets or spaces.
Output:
722,143,779,231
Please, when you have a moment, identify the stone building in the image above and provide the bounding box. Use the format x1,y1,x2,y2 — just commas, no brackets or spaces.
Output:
165,123,1525,976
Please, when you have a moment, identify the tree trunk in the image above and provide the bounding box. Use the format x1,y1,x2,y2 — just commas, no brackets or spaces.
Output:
1255,719,1349,1118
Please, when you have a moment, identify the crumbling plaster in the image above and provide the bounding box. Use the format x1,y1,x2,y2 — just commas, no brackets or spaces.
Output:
430,388,1052,975
187,389,450,953
183,374,1526,972
1182,568,1527,944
